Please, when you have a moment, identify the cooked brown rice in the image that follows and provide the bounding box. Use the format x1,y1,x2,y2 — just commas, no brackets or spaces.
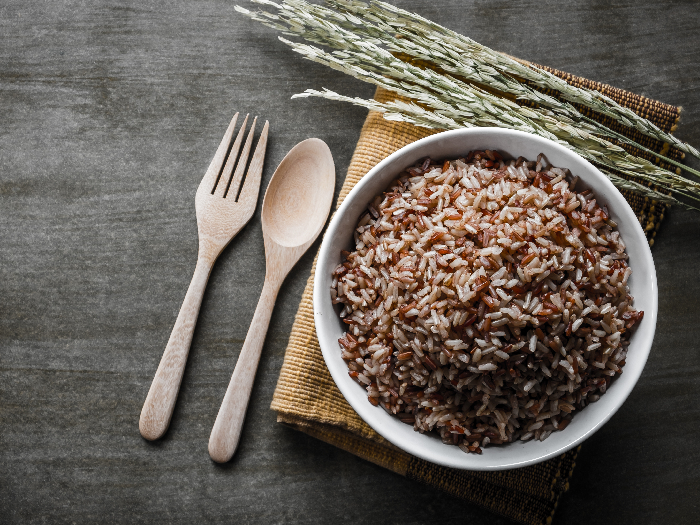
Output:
331,150,643,453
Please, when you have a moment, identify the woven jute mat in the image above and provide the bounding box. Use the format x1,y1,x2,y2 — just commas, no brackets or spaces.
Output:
271,65,682,525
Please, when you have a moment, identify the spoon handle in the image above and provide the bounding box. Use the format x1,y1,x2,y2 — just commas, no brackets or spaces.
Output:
209,277,279,463
139,257,213,440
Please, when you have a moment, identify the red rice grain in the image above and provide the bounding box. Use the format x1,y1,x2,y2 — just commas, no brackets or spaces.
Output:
331,152,643,452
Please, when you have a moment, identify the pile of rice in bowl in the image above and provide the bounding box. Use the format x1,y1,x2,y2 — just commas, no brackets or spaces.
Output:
330,151,644,454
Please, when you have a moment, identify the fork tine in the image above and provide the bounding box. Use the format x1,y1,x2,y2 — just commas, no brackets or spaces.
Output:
201,112,238,192
225,116,258,200
237,120,269,205
213,114,249,198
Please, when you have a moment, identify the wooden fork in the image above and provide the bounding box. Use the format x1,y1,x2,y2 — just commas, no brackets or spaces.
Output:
139,113,269,441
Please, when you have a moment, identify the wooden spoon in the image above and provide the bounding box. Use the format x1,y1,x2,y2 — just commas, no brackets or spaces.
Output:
208,138,335,463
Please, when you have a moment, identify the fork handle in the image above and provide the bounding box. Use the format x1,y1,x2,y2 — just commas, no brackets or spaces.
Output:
208,277,279,463
139,257,214,440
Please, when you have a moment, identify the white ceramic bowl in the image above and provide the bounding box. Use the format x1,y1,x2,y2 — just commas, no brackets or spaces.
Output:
313,128,657,470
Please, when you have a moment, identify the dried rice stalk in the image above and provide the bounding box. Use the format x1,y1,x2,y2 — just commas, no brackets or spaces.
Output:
260,0,698,180
328,0,700,160
236,0,700,209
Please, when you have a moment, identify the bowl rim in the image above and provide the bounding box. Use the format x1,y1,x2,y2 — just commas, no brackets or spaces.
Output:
313,127,658,470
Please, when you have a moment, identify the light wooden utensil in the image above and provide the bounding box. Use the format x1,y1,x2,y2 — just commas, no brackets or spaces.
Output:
208,138,335,463
139,113,269,441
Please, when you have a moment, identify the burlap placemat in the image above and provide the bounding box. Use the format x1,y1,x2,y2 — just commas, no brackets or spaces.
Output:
271,64,682,525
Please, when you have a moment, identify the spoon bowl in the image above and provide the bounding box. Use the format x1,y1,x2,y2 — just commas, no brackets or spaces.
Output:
262,138,335,248
209,138,335,463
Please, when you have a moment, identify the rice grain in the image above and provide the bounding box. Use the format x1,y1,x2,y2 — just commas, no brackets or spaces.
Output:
331,151,643,452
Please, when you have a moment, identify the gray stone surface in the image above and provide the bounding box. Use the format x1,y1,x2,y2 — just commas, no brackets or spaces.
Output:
1,1,699,523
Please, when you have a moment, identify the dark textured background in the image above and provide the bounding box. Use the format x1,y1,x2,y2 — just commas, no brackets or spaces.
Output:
1,1,699,523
